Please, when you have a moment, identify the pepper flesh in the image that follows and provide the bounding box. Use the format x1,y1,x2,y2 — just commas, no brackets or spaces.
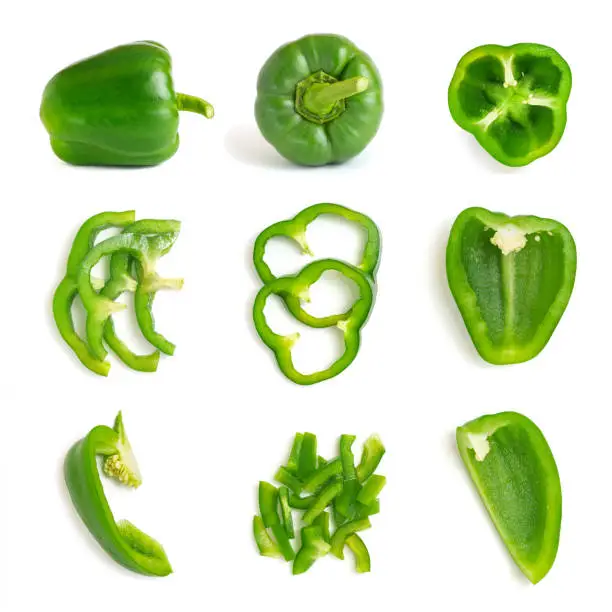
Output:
64,412,172,576
253,259,375,385
40,41,214,166
293,526,331,575
446,207,576,365
253,203,381,328
255,34,383,166
456,411,561,584
448,43,572,166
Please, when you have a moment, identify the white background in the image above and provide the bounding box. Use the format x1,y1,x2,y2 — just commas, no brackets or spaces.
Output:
0,0,608,609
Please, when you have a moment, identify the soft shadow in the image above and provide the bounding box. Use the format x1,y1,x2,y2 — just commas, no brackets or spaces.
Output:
225,124,294,169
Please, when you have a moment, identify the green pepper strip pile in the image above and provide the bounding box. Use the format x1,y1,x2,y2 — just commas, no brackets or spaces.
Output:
64,412,172,576
253,432,386,574
53,212,183,375
252,204,381,385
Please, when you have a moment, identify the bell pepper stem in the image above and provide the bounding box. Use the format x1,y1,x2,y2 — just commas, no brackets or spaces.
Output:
176,93,215,118
304,77,369,113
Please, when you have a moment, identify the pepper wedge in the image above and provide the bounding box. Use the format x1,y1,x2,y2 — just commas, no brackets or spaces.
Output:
448,43,571,166
446,207,576,365
456,412,561,584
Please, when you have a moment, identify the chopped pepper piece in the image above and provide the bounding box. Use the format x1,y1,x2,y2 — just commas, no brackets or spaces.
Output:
274,467,304,495
335,434,361,517
258,482,295,561
303,458,343,494
330,518,371,559
253,515,282,558
357,475,386,507
293,526,331,575
298,432,318,480
255,34,383,166
346,534,371,573
285,433,304,475
302,479,344,526
456,411,562,584
448,43,572,166
279,487,295,539
253,203,381,327
447,207,576,365
356,434,386,483
253,259,374,385
64,412,172,576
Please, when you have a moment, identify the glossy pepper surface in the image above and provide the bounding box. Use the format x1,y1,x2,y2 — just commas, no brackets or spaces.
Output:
253,203,381,328
64,412,172,576
253,259,374,385
255,34,383,166
40,41,214,166
457,412,561,584
446,207,576,365
449,43,571,166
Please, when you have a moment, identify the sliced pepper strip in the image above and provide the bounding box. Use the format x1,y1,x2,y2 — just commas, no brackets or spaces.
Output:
313,511,331,544
258,481,280,528
335,434,361,517
253,204,381,328
253,259,375,385
279,487,295,539
288,493,316,510
302,479,343,526
297,432,318,480
357,475,386,507
285,433,304,475
53,211,135,376
456,411,562,584
274,467,303,495
330,518,371,559
64,412,172,576
446,207,576,365
346,534,371,573
302,458,342,494
293,526,331,575
253,515,282,558
356,434,386,483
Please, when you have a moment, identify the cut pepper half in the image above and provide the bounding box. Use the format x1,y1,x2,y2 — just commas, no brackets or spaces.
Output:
448,43,572,166
456,411,561,584
253,203,381,328
446,207,576,365
253,259,374,385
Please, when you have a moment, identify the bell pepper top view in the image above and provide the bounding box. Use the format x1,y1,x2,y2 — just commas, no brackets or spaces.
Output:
448,43,571,166
255,34,383,166
40,41,214,166
446,207,576,365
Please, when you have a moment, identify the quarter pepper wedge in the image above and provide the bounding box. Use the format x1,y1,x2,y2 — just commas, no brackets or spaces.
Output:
253,203,381,328
446,207,576,365
252,259,374,385
255,34,383,166
64,412,172,576
456,412,562,584
40,41,214,166
448,43,572,166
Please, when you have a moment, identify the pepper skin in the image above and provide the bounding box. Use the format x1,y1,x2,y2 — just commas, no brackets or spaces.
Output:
64,412,172,576
253,203,381,328
456,412,562,584
448,43,571,166
255,34,383,166
446,207,576,365
252,259,375,385
40,41,214,166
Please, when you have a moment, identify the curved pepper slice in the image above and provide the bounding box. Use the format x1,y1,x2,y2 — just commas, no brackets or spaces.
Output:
53,211,136,376
446,207,576,365
456,412,561,584
253,259,374,385
40,41,214,166
253,203,381,328
255,34,383,166
449,43,571,166
64,412,172,576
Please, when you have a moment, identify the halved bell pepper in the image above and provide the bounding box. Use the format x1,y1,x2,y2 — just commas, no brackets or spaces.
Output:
448,43,571,166
253,203,381,328
255,34,383,166
456,411,562,584
446,207,576,365
252,259,374,385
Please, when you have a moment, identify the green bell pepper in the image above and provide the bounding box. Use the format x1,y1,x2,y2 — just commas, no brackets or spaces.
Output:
253,203,381,328
448,43,571,166
346,534,371,573
64,412,172,576
293,526,331,575
446,207,576,365
255,34,383,166
40,41,214,166
252,259,374,385
456,412,562,584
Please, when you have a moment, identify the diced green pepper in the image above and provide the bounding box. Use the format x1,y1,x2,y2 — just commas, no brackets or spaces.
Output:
253,516,282,558
356,434,385,483
357,475,386,507
330,518,371,559
293,526,331,575
279,487,295,539
346,534,371,573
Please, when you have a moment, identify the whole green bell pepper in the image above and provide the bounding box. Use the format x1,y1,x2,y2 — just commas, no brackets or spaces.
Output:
252,259,374,385
40,41,214,166
64,412,172,576
448,43,571,166
255,34,383,166
253,203,381,328
446,207,576,365
456,411,561,584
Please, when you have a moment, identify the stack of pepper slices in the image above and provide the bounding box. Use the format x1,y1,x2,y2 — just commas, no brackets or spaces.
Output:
252,204,381,385
254,433,386,574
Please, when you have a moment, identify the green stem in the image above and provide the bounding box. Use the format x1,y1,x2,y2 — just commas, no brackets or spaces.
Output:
304,77,369,114
176,93,214,118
